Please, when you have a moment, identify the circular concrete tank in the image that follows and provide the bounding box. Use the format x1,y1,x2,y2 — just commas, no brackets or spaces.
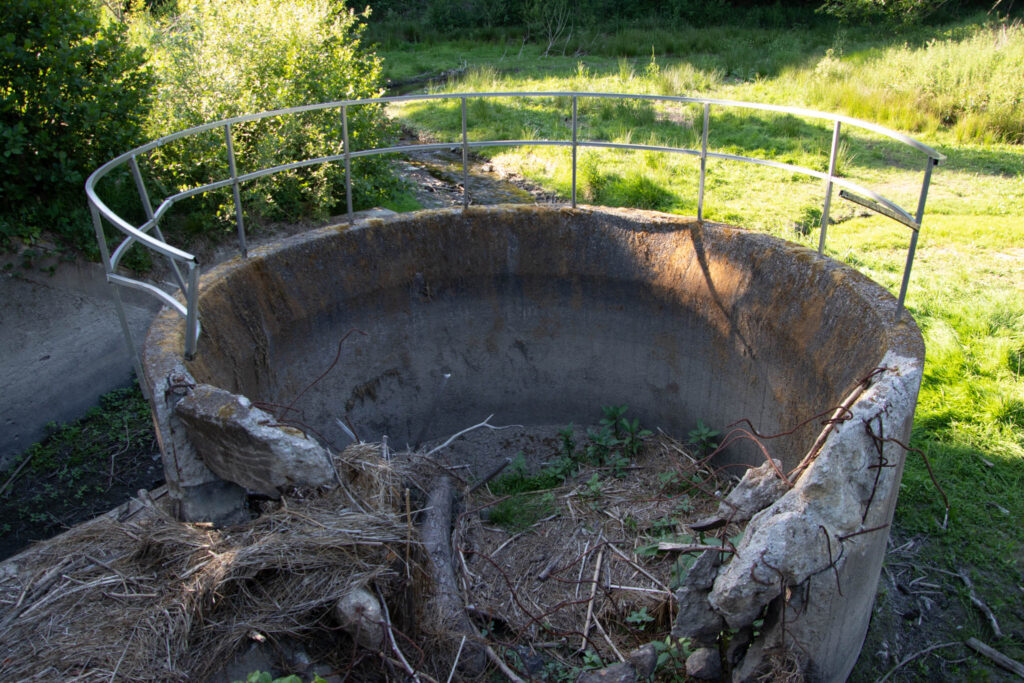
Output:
143,205,924,681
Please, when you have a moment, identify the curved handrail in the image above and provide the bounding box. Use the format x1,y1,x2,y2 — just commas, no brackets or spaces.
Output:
86,91,943,383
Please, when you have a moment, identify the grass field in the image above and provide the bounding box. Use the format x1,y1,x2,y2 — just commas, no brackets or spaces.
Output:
379,16,1024,678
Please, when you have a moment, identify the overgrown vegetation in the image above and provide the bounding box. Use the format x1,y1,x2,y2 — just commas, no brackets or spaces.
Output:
3,0,406,262
0,0,153,254
126,0,403,238
488,406,653,529
0,383,160,559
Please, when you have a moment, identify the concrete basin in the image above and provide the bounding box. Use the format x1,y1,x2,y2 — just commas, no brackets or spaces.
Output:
143,205,924,681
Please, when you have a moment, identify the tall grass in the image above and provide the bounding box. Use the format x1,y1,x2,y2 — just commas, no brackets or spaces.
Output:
794,21,1024,143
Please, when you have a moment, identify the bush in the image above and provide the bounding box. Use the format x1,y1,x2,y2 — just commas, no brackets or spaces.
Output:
124,0,401,237
0,0,154,253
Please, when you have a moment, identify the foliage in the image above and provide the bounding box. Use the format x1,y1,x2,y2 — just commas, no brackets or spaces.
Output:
819,0,954,25
687,420,721,457
118,0,401,241
625,606,655,629
0,0,154,253
652,635,692,677
800,21,1024,143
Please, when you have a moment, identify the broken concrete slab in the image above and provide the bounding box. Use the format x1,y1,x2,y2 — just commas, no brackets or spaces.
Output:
175,384,336,497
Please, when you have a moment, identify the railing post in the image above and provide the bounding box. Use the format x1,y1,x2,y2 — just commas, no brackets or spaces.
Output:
343,105,353,224
697,103,710,222
818,120,842,255
461,97,469,209
184,261,201,360
90,202,150,398
895,156,937,319
130,155,186,292
224,123,248,258
571,95,578,208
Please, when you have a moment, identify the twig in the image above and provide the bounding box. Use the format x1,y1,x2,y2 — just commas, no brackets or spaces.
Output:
790,377,873,478
281,328,366,418
575,540,591,598
593,615,625,662
484,645,527,683
424,415,521,457
375,585,422,682
656,542,737,554
405,488,413,582
876,641,959,682
958,569,1003,639
0,450,38,498
607,584,673,596
606,543,670,593
446,635,467,683
580,547,604,652
966,637,1024,678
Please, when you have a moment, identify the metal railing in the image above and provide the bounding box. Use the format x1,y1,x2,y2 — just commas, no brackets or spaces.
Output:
86,91,944,384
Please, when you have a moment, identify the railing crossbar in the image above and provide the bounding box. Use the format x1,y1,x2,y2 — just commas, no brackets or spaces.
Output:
87,90,941,367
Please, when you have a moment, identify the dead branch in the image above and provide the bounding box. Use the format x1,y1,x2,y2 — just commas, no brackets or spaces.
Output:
467,457,513,495
579,546,604,652
966,638,1024,678
485,644,527,683
657,542,737,554
957,569,1003,639
424,416,521,458
789,375,875,478
446,635,467,683
421,476,487,675
606,543,670,593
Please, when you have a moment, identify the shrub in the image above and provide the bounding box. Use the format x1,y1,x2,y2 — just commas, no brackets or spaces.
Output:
0,0,154,253
125,0,401,238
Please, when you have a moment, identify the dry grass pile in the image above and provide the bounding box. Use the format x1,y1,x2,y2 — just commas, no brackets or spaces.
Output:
0,445,425,682
0,426,752,681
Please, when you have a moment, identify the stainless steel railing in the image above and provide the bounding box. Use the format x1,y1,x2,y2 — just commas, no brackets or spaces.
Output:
86,91,944,385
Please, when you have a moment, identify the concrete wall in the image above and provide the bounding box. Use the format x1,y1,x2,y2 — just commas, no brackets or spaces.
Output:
142,205,925,681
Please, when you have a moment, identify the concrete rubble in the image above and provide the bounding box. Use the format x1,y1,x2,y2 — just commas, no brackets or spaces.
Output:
175,383,336,497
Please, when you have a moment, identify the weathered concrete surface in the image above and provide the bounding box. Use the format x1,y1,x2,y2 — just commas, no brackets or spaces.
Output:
175,384,335,496
142,205,925,681
708,350,922,680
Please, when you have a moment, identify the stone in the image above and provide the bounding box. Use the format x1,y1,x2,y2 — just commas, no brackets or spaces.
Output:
686,549,723,590
686,647,722,680
177,478,249,527
672,584,725,641
627,643,658,680
576,661,636,683
175,384,336,497
716,458,788,523
334,586,386,650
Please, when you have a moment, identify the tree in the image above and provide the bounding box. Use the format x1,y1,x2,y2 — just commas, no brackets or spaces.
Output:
133,0,400,229
0,0,154,252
